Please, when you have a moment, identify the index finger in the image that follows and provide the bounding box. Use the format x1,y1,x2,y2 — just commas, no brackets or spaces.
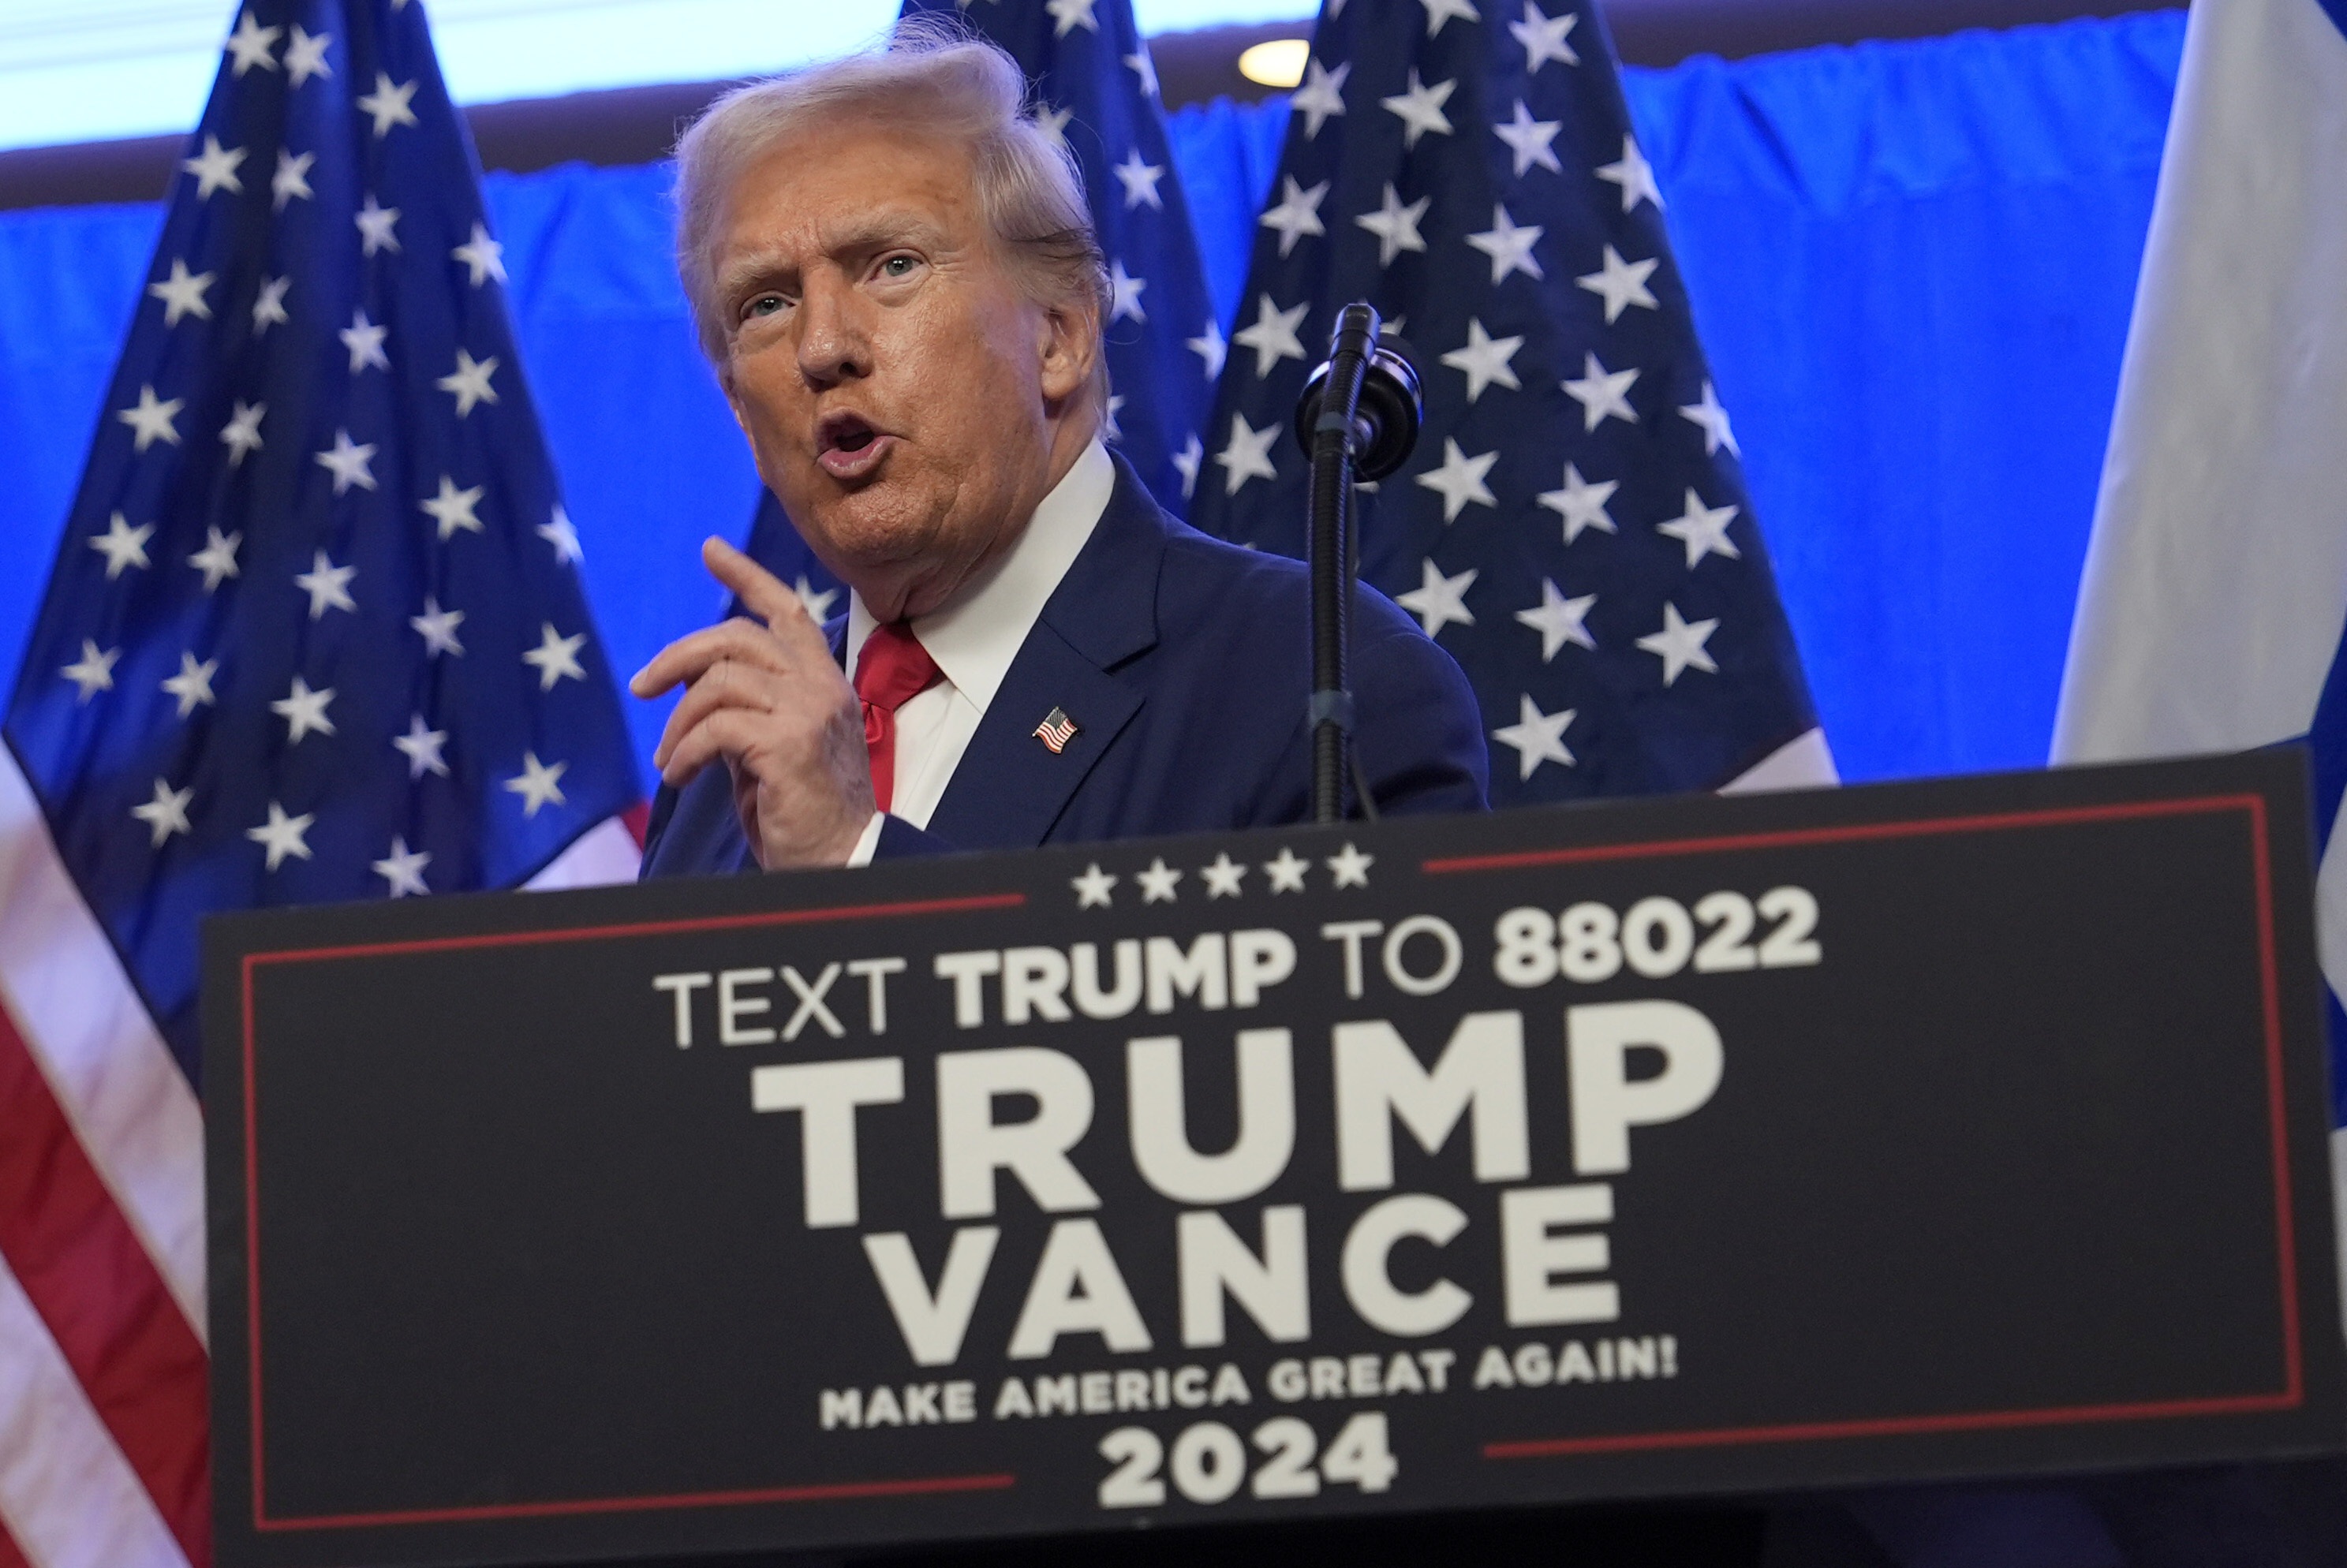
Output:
701,536,835,659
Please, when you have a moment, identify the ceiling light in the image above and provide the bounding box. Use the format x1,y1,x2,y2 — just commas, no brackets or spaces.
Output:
1238,37,1310,88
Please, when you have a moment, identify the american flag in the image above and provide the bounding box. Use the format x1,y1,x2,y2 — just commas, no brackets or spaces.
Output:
741,0,1222,618
1033,705,1080,752
1185,0,1832,803
0,3,639,1563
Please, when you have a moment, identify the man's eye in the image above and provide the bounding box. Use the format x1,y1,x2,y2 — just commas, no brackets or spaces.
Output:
880,256,917,278
746,294,786,319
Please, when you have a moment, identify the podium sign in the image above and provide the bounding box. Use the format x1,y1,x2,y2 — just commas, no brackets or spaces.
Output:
205,753,2344,1566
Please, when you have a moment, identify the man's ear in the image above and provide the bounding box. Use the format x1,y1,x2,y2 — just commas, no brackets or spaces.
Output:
1037,294,1101,408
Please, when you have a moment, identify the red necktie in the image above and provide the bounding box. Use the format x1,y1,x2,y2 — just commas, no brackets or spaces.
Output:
854,622,942,812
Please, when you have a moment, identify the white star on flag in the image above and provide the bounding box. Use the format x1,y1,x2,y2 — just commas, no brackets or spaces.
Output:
147,258,215,326
340,309,390,373
1467,204,1545,284
1538,461,1620,542
794,577,839,622
1678,380,1740,457
1291,58,1350,140
132,778,195,846
1417,439,1500,523
181,135,246,198
1124,48,1160,98
314,429,377,494
219,399,265,465
522,623,588,690
356,73,418,138
293,549,357,618
117,384,182,451
354,194,402,256
247,801,315,871
270,674,335,743
1516,579,1598,659
1108,259,1147,324
271,148,314,210
1259,177,1330,258
1576,245,1660,322
504,752,569,817
189,527,241,591
1136,857,1183,902
1396,558,1478,637
252,274,291,334
394,714,451,778
1637,601,1721,685
421,475,486,539
1187,317,1228,380
1216,414,1281,495
1045,0,1099,35
1326,842,1374,888
1171,433,1203,498
1657,488,1742,568
1510,0,1581,70
1261,847,1310,893
1493,100,1564,177
1380,71,1456,149
1102,393,1126,442
284,24,332,88
1440,318,1523,402
1033,103,1072,151
1356,183,1431,268
372,837,432,898
60,640,119,701
1562,353,1639,430
1234,294,1310,378
1200,853,1247,898
225,11,281,76
1493,693,1577,778
1112,147,1165,211
438,349,499,416
160,651,218,716
409,596,465,657
1597,134,1665,212
1418,0,1480,35
1071,862,1117,909
89,513,154,579
539,506,585,565
452,222,507,286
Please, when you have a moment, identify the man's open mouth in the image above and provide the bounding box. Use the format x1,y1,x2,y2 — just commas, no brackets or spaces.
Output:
817,413,892,480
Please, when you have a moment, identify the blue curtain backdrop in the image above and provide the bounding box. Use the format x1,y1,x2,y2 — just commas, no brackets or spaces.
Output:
0,10,2184,791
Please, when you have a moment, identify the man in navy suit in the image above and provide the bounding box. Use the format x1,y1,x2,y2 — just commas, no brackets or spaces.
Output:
632,30,1483,877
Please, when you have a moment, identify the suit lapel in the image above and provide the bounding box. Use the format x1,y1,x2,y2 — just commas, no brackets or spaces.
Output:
925,454,1169,850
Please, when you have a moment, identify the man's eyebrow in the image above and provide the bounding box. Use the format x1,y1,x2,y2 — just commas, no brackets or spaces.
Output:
821,210,954,257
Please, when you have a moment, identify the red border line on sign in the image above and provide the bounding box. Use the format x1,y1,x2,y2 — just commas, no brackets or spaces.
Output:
1435,791,2311,1464
238,887,1025,1533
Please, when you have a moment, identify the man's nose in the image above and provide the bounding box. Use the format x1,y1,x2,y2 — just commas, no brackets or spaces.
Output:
795,277,872,386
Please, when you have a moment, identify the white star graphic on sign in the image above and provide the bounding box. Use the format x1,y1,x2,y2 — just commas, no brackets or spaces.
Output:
1467,204,1544,284
219,399,264,466
1136,857,1182,903
1033,103,1072,151
356,73,417,137
248,801,314,871
1234,294,1309,378
117,384,182,451
1380,71,1456,150
1045,0,1099,34
225,11,281,76
271,148,314,211
1258,176,1329,257
1678,380,1740,457
1597,134,1665,212
271,674,335,743
314,430,377,495
1638,602,1721,685
437,349,499,416
251,274,290,335
1418,0,1479,34
355,195,402,256
451,222,506,286
372,837,431,898
394,714,450,778
504,752,568,817
1492,99,1563,177
523,623,588,691
161,651,218,716
1396,558,1478,637
148,258,215,326
1355,183,1430,268
409,596,465,658
1291,58,1349,140
189,527,241,592
1577,244,1660,323
1124,48,1160,98
181,135,246,198
1200,853,1247,898
340,309,389,373
1262,847,1310,893
1511,0,1581,69
1326,842,1374,888
1417,439,1499,524
794,576,839,622
61,640,118,701
1072,862,1116,909
539,506,584,565
1187,317,1228,380
1493,694,1577,778
1440,318,1523,402
1102,393,1126,442
132,778,193,847
1562,353,1639,431
1216,413,1281,495
1171,431,1203,499
1517,578,1598,660
1658,488,1742,568
1538,461,1620,543
283,24,332,88
1112,147,1165,211
1108,259,1147,324
420,475,485,539
294,549,357,618
89,513,154,579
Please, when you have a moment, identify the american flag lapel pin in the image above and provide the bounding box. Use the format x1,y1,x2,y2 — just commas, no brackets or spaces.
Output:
1033,706,1078,754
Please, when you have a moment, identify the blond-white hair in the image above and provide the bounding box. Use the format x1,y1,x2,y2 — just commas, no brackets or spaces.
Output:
671,18,1110,396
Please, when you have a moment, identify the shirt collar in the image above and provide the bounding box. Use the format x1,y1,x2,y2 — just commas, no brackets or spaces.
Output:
846,439,1114,712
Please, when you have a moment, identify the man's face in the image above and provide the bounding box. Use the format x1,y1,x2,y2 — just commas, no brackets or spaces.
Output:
710,119,1094,621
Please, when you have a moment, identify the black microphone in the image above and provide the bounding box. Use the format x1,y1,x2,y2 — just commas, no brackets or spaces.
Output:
1292,323,1424,480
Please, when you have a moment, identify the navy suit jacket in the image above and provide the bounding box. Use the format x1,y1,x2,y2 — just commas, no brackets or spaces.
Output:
639,454,1487,877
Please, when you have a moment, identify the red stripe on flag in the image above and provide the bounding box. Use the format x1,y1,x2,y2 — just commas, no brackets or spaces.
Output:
0,1509,31,1568
0,1004,211,1566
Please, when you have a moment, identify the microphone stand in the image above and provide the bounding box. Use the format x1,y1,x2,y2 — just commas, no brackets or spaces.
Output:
1304,304,1381,825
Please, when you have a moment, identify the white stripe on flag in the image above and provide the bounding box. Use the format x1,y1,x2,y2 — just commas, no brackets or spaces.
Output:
524,814,642,890
1719,726,1839,795
0,1253,187,1568
0,752,204,1342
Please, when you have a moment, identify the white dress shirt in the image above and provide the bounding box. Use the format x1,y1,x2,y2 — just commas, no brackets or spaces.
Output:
843,439,1115,864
